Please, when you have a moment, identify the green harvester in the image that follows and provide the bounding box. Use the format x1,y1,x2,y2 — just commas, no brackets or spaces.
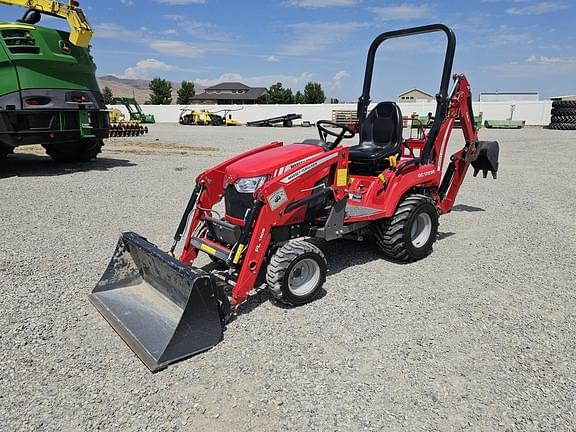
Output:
0,1,109,162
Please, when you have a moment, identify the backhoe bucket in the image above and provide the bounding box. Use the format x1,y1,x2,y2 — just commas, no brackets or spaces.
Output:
471,140,499,179
89,232,229,372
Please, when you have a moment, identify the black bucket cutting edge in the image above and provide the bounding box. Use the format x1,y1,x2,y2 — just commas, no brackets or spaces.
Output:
89,232,229,372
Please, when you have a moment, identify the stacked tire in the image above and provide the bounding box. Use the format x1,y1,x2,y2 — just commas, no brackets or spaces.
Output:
548,100,576,130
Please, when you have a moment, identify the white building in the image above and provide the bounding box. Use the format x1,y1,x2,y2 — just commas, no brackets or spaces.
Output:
479,91,539,102
398,88,434,103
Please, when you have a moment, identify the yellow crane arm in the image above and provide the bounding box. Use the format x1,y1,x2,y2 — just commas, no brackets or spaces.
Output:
0,0,92,47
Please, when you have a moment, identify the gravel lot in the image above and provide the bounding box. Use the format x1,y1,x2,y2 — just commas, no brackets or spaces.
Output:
1,124,575,431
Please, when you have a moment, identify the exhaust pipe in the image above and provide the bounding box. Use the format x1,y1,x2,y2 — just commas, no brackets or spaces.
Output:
89,232,229,372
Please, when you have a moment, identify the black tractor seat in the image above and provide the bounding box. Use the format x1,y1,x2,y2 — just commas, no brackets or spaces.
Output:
348,102,403,175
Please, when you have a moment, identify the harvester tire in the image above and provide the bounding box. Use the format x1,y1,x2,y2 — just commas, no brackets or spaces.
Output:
266,239,327,306
551,116,576,123
42,138,104,162
548,123,576,130
552,100,576,109
551,108,576,117
0,144,13,158
373,194,439,262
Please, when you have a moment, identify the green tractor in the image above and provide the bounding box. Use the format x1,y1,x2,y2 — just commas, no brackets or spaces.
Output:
0,0,109,162
112,97,156,124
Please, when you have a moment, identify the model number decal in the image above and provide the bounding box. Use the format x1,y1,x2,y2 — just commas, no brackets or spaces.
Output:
417,169,436,178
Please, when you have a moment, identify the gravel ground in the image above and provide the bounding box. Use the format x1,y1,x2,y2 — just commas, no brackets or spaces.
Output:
1,124,575,431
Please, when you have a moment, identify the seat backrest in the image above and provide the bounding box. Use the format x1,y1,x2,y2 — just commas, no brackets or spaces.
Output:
360,102,403,151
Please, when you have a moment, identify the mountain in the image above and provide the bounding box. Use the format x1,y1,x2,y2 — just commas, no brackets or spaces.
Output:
97,75,206,104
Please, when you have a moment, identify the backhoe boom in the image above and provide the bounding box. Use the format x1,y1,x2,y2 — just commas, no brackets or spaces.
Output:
0,0,92,47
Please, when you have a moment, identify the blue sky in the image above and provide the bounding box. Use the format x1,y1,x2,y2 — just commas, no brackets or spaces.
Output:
2,0,575,101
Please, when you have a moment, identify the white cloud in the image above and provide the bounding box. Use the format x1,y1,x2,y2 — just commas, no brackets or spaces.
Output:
526,55,563,64
94,23,147,42
162,16,237,42
331,70,350,88
120,0,134,5
267,55,280,62
369,3,433,20
121,59,176,79
484,55,576,76
150,40,205,57
281,22,365,56
195,72,314,89
155,0,207,4
284,0,358,7
506,2,570,15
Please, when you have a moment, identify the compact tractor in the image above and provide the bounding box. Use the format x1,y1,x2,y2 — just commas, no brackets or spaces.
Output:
0,0,109,162
91,24,499,371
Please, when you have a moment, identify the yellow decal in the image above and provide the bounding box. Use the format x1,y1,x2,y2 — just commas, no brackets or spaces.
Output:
200,243,217,255
233,244,245,264
336,168,348,187
387,155,397,169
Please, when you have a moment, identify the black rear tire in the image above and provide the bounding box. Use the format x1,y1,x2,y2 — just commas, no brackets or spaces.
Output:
0,144,13,158
550,115,576,123
552,100,576,109
283,119,293,127
42,138,104,162
373,194,439,262
548,123,576,130
266,239,327,306
551,108,576,117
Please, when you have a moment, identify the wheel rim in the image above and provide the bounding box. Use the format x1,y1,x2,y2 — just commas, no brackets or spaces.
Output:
288,258,321,297
410,213,432,248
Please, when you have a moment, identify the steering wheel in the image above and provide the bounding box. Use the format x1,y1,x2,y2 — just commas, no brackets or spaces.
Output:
316,120,355,149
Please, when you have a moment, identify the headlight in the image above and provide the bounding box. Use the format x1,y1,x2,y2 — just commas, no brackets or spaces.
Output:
234,176,267,193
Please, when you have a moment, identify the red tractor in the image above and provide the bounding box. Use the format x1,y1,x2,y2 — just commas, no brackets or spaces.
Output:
91,24,499,371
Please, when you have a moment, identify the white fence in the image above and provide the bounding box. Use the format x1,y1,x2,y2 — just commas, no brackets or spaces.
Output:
109,101,553,126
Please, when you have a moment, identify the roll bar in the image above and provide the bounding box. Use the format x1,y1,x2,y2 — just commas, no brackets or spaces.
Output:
356,24,456,164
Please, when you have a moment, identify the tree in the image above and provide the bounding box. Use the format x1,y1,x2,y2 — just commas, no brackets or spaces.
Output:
294,91,304,104
267,82,294,104
177,81,195,104
330,97,339,104
149,77,172,104
304,82,325,104
102,86,114,105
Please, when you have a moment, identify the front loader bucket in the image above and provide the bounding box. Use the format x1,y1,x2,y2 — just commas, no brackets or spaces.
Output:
471,140,499,179
89,232,229,372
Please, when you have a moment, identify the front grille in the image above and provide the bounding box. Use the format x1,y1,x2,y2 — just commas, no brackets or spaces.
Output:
1,30,40,54
224,186,254,219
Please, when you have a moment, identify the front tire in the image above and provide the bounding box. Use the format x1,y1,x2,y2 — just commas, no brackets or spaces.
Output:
373,194,439,262
266,239,327,306
42,138,104,162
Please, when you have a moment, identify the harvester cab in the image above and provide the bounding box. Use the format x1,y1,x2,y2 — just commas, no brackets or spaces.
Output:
91,24,499,372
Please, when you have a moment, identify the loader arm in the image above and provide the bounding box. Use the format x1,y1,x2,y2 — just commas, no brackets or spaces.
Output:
0,0,92,47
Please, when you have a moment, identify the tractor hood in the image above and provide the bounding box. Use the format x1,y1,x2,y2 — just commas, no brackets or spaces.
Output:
225,143,324,183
